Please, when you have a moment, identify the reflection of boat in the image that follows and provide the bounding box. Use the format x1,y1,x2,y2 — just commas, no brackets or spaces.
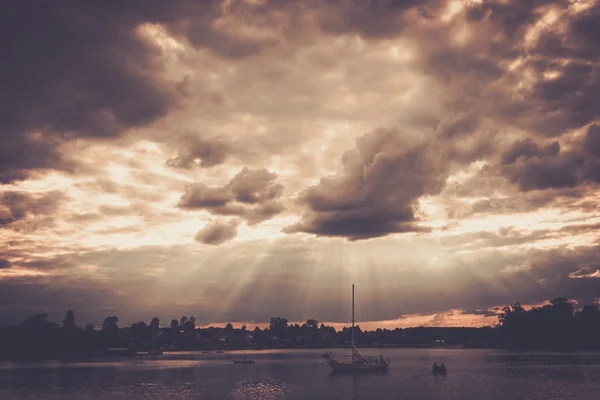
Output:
432,362,447,375
233,358,255,364
327,285,389,373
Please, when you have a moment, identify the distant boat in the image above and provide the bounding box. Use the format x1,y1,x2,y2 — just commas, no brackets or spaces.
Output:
432,362,447,375
216,350,225,354
137,350,164,356
233,358,255,364
327,284,389,373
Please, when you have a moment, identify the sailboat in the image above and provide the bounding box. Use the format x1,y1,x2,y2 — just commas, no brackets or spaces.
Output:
327,284,389,372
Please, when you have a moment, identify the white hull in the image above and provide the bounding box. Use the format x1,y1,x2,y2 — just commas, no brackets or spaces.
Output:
328,360,388,372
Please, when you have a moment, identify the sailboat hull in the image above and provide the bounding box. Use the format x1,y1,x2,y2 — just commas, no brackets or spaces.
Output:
328,360,388,373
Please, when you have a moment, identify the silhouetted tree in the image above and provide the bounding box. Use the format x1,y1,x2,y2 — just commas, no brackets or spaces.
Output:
496,297,592,350
150,317,160,331
131,322,149,346
306,319,319,329
225,323,234,332
102,316,120,347
170,319,179,330
63,310,76,329
184,316,196,332
269,317,288,335
102,316,119,332
20,313,53,330
179,316,188,330
14,313,59,360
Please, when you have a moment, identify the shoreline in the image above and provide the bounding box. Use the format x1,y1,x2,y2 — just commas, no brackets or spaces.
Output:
7,346,600,363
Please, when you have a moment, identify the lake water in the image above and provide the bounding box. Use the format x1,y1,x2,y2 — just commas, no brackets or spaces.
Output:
1,349,600,399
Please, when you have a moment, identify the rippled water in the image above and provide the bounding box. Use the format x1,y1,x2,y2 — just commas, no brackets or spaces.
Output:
1,349,600,399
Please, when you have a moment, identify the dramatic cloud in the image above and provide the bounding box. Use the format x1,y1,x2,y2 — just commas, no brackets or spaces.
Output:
0,0,285,183
179,167,285,224
285,129,449,240
0,2,180,182
501,124,600,191
501,138,561,165
0,191,66,227
194,219,240,245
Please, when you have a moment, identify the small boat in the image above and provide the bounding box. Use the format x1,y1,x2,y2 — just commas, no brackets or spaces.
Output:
137,350,164,356
432,362,447,375
216,350,225,354
233,358,255,364
201,351,210,354
327,285,389,373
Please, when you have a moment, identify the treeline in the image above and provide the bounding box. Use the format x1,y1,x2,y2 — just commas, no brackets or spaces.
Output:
497,297,600,351
0,297,598,361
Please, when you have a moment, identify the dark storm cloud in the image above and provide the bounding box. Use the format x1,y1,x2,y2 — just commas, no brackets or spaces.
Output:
284,129,448,240
194,219,240,245
501,138,560,165
179,167,285,224
490,2,600,137
501,125,600,191
513,245,600,307
233,0,436,39
167,135,233,169
316,0,431,38
0,0,277,183
1,2,177,181
416,0,600,140
0,259,11,269
286,1,600,239
0,191,66,226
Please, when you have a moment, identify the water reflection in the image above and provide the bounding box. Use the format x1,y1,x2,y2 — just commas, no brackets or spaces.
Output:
1,349,599,399
231,377,291,400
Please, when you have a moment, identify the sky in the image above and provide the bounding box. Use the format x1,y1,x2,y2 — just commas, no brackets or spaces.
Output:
1,0,599,329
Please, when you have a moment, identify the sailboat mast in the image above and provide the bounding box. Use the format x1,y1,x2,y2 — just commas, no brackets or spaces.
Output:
351,284,355,359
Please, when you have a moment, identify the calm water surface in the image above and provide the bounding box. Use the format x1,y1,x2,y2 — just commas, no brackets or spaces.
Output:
1,349,600,399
